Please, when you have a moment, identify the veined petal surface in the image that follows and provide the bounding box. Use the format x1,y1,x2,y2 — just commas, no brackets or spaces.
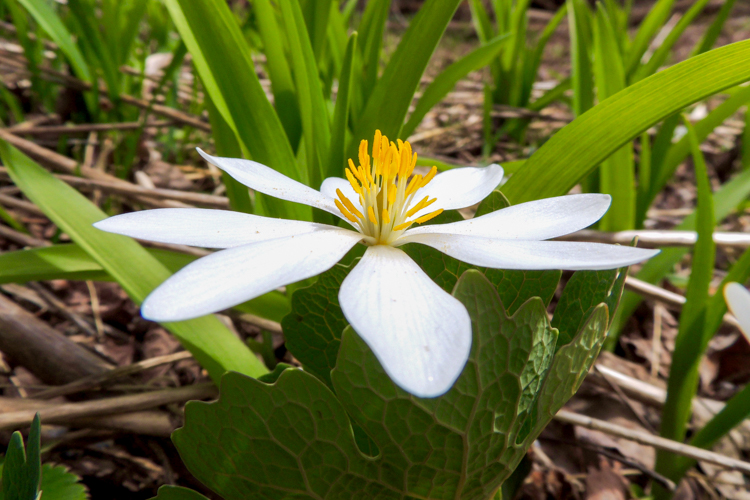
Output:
412,164,504,215
197,149,344,219
404,194,611,240
725,282,750,339
338,245,471,398
142,228,362,322
402,233,659,270
94,208,332,248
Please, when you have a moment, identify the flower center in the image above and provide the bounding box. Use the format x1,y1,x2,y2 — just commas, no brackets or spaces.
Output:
334,130,443,245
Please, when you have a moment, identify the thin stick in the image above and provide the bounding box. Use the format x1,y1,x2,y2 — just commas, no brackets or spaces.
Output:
0,224,49,247
0,193,45,216
33,351,193,400
554,409,750,474
0,383,217,430
0,129,186,209
6,121,175,135
624,276,740,329
540,436,676,491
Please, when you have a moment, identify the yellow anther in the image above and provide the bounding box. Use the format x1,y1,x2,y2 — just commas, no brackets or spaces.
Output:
405,196,433,218
414,208,443,224
358,140,370,171
345,169,362,194
335,199,359,223
382,208,390,224
367,206,378,224
406,175,423,195
420,166,438,188
387,188,397,206
373,130,382,162
393,221,412,231
336,189,363,219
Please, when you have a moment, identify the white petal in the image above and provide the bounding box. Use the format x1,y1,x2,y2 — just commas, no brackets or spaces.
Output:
401,233,659,270
94,208,332,248
725,282,750,339
339,245,471,398
411,164,504,215
403,194,611,240
319,177,362,211
197,148,343,218
142,228,362,322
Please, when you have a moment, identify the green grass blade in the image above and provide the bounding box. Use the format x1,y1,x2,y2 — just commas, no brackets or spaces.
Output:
691,0,738,56
502,39,750,205
593,4,634,230
0,140,268,382
17,0,91,83
609,167,750,348
328,32,358,181
356,0,391,109
651,84,750,207
468,0,495,43
567,0,594,118
744,105,750,170
520,4,567,108
654,116,716,497
164,0,309,221
354,0,463,144
0,244,291,322
299,0,332,62
67,0,122,99
624,0,675,77
205,94,254,213
253,0,303,149
632,0,712,82
278,0,331,190
402,34,507,139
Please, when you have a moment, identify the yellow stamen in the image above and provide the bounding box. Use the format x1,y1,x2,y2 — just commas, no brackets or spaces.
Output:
420,166,438,188
393,221,412,231
406,175,422,195
336,189,363,219
387,188,397,206
367,206,378,224
382,208,390,224
345,169,362,194
406,196,436,218
414,208,444,224
335,199,358,223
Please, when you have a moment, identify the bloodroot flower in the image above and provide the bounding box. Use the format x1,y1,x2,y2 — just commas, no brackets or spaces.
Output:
95,131,658,397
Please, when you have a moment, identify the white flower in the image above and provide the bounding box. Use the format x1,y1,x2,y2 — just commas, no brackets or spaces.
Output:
95,131,658,397
724,282,750,341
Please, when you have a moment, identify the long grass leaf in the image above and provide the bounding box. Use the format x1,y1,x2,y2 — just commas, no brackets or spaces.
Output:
328,33,358,181
402,34,507,139
624,0,675,76
632,0,712,82
654,116,716,496
567,0,593,117
278,0,331,190
593,5,634,230
164,0,308,221
691,0,738,56
205,94,253,213
356,0,391,109
17,0,91,83
0,140,267,382
253,0,303,149
502,40,750,204
354,0,463,145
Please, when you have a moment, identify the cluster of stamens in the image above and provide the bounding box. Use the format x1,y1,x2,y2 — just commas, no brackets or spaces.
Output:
334,130,442,245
